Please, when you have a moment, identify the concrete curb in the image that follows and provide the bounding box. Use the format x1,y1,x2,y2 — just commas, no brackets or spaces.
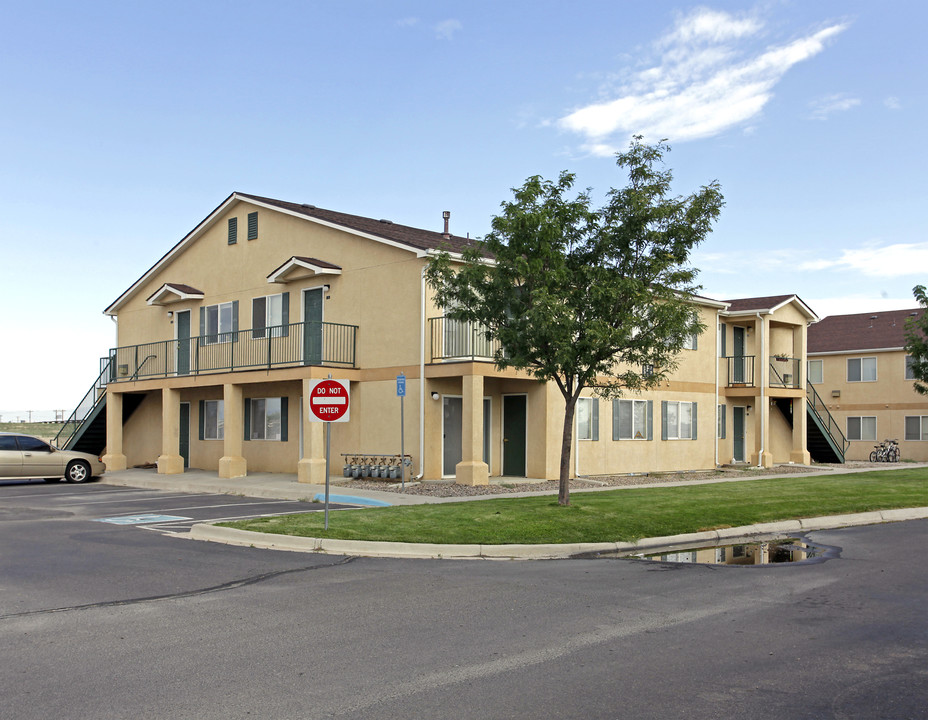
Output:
188,507,928,560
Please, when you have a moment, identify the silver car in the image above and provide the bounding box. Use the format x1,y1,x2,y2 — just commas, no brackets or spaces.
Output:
0,433,106,483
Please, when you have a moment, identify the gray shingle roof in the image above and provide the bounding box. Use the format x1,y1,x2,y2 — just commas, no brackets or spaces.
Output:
809,308,925,353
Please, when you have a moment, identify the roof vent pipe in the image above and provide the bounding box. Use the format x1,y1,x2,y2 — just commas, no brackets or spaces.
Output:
442,210,451,239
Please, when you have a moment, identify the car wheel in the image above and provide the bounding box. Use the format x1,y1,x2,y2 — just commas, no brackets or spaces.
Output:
66,460,91,483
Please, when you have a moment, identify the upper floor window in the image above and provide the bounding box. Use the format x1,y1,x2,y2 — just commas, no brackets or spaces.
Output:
228,217,237,245
247,211,258,240
577,397,599,441
252,293,289,339
203,301,236,344
662,400,697,440
613,399,651,440
808,359,823,384
905,355,916,380
847,416,876,441
682,333,698,350
847,357,877,383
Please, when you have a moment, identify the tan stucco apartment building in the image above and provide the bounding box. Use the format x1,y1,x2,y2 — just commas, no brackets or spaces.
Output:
808,309,928,462
59,193,853,484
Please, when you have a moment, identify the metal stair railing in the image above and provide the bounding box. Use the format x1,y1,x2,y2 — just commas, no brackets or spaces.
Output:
806,380,850,458
53,356,112,450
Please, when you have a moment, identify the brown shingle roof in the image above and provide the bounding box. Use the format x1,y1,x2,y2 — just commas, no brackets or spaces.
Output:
724,295,799,312
238,193,480,256
808,308,925,353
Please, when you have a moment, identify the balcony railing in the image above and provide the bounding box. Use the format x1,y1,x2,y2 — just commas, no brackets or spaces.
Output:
769,357,801,388
429,316,501,362
723,355,755,386
109,321,357,381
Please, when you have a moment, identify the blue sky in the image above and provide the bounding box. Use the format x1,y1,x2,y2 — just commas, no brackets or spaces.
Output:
2,0,925,419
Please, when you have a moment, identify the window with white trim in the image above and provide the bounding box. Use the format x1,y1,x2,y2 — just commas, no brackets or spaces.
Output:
204,302,235,344
577,397,599,441
808,359,823,384
252,293,289,339
904,416,928,441
682,333,698,350
663,401,696,440
846,416,876,441
905,355,916,380
203,400,224,440
847,357,877,382
249,397,283,441
613,399,650,440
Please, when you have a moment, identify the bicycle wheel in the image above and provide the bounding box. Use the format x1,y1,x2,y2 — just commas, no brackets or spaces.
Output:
870,451,878,462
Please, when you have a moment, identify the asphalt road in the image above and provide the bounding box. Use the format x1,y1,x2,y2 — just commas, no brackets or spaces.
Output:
2,480,927,719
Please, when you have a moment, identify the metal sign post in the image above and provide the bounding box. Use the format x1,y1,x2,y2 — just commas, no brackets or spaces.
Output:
397,373,406,491
307,378,351,530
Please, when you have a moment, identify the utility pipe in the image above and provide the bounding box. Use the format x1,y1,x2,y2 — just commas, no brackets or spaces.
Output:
756,312,765,467
414,265,426,480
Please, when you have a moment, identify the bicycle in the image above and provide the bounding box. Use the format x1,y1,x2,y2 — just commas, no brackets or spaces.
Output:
870,439,900,463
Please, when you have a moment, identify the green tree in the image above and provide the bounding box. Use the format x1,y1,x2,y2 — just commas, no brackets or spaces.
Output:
426,138,724,505
904,284,928,396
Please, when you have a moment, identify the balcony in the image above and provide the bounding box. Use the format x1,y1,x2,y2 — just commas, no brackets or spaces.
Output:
108,321,357,382
769,356,801,389
429,316,501,363
723,355,756,386
722,355,801,389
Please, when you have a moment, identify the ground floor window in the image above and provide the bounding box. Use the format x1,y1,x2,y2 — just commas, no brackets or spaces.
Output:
577,397,599,440
904,416,928,441
613,399,651,440
200,399,224,440
717,403,726,439
662,401,697,440
846,416,876,441
246,397,287,441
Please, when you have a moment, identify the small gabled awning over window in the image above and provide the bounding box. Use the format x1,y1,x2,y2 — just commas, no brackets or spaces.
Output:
146,283,205,306
267,256,342,284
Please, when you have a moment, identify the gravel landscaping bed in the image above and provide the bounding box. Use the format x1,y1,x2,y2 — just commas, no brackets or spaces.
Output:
331,462,862,498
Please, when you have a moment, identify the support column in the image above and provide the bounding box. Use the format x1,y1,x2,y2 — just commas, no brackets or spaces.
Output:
298,378,327,484
456,374,489,486
101,390,127,471
790,324,811,464
753,397,773,468
219,383,247,478
157,387,184,474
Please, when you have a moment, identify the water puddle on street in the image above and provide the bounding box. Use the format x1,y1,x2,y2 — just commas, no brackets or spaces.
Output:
585,537,838,566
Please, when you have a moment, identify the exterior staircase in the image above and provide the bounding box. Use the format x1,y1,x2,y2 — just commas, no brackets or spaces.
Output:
772,383,849,463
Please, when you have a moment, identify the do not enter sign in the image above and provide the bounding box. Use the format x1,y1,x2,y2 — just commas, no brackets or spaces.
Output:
309,379,350,422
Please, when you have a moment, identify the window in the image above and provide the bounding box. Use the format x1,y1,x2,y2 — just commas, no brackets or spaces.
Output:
682,333,698,350
246,397,287,441
199,400,224,440
577,397,599,441
252,293,289,338
202,301,236,344
808,359,823,384
847,357,877,382
247,211,258,240
846,416,876,441
717,404,726,439
613,399,651,440
905,416,928,441
228,217,237,245
662,401,697,440
906,355,916,380
0,436,17,450
18,436,50,452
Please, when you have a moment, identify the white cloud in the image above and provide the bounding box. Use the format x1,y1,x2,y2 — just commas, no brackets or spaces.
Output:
435,19,462,41
558,9,848,154
884,96,902,110
809,92,860,120
799,242,928,278
807,295,921,318
396,17,419,28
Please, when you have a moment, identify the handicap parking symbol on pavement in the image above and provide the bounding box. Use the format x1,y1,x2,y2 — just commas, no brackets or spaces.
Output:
95,514,192,525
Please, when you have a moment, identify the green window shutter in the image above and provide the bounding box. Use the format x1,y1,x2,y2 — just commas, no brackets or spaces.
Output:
692,402,698,440
661,401,668,441
720,325,726,357
244,398,251,441
719,404,726,439
247,211,258,240
591,398,599,441
232,300,239,343
228,217,237,245
612,399,619,441
198,400,205,440
647,400,653,441
281,292,290,337
252,297,266,339
199,307,205,339
280,397,288,442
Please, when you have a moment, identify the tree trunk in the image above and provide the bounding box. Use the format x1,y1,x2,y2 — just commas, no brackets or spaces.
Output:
558,396,577,506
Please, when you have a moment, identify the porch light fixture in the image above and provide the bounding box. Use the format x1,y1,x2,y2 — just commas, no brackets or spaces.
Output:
431,392,440,400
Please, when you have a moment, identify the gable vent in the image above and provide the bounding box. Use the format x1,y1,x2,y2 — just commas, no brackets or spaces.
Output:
379,219,393,224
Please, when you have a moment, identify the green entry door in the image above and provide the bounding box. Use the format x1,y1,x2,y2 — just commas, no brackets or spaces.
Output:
179,403,190,469
176,310,191,375
303,288,323,365
733,406,746,462
502,395,527,477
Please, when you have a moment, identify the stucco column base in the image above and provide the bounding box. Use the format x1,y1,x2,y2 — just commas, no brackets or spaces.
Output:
157,455,185,474
789,450,811,465
298,458,327,484
101,453,127,471
753,451,774,468
219,456,248,479
455,460,489,486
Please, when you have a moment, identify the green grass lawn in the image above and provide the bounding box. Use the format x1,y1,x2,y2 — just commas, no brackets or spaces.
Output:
0,422,65,440
222,468,928,545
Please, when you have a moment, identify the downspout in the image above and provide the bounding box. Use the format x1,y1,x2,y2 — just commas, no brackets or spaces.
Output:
714,314,719,467
414,265,426,480
756,312,765,467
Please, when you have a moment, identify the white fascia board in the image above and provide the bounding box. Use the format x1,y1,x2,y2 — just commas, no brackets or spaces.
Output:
146,284,205,306
768,295,819,321
266,258,343,284
808,347,906,356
